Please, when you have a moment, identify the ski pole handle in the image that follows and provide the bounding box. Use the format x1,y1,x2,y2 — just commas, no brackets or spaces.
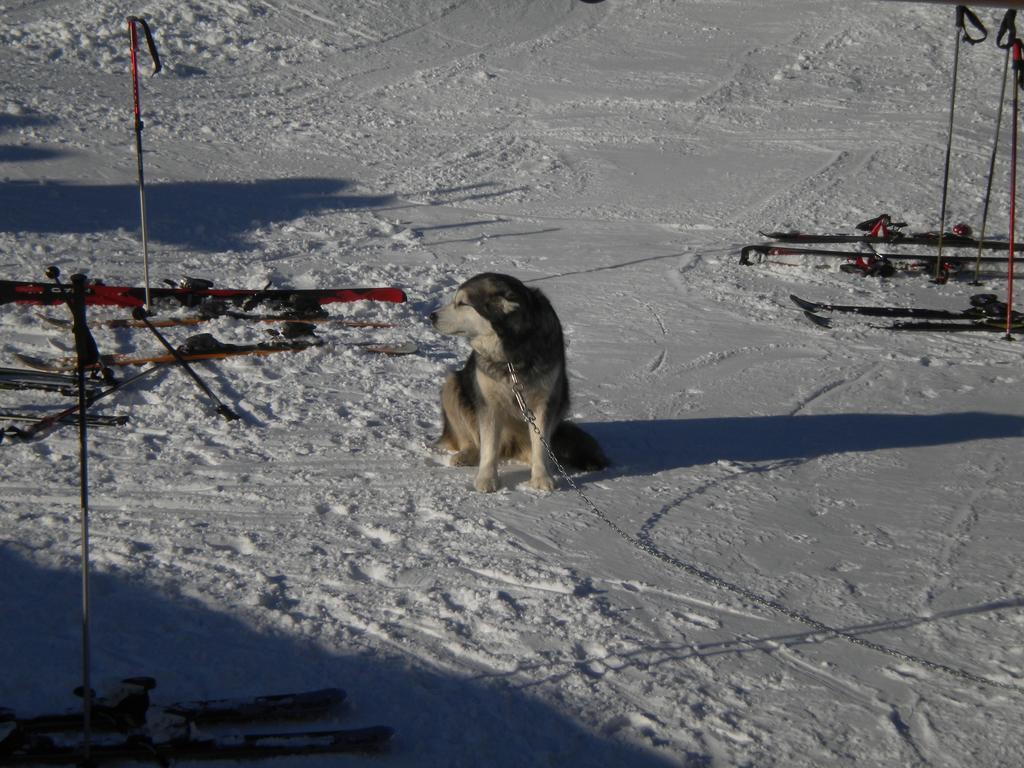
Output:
997,9,1017,50
127,17,161,75
956,5,987,45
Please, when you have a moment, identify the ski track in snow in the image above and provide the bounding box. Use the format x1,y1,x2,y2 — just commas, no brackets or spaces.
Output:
3,0,1024,766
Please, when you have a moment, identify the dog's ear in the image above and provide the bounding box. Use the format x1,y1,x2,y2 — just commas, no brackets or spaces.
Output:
475,287,522,323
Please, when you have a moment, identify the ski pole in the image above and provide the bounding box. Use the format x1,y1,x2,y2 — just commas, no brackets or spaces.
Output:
974,11,1016,285
1007,39,1022,341
936,5,987,281
44,270,98,762
132,307,241,422
127,17,161,312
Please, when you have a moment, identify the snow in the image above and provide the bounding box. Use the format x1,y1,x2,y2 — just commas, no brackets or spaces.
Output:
2,0,1024,765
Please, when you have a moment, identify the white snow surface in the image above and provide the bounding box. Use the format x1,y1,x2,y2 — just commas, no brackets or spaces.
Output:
2,1,1024,765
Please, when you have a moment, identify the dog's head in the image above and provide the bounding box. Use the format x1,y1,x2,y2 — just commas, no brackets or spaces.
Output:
430,273,533,343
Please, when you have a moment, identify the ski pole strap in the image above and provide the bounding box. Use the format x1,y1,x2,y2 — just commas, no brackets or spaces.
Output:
956,5,987,45
69,275,101,370
997,9,1017,50
127,17,161,75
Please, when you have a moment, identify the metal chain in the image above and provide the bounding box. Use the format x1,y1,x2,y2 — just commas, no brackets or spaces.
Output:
506,363,1024,693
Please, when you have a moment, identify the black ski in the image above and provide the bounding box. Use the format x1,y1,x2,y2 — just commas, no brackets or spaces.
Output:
0,725,393,765
0,368,104,397
0,411,128,428
883,318,1024,333
163,687,348,725
759,227,1024,252
740,244,1010,266
0,683,391,765
788,293,1011,320
2,684,347,735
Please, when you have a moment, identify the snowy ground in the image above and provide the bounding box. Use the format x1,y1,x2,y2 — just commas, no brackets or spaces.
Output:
2,0,1024,765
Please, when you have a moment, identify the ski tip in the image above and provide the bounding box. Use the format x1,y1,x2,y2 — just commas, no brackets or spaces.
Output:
802,311,832,329
13,353,58,372
789,294,817,312
34,312,71,328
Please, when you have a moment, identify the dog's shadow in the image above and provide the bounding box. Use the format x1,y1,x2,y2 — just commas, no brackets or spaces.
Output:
578,411,1024,479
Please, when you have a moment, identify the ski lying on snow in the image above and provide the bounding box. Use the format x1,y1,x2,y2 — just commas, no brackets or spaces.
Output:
789,293,1009,320
0,725,393,765
740,244,1010,266
14,334,417,372
803,312,1024,333
36,311,396,331
0,684,392,764
759,229,1024,252
2,684,347,734
164,687,349,725
0,410,127,428
0,279,407,308
0,368,104,396
883,318,1024,333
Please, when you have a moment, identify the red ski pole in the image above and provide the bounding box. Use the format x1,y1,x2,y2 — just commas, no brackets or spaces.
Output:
127,17,161,312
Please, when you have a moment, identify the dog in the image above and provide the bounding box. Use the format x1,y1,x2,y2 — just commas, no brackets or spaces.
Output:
429,273,608,492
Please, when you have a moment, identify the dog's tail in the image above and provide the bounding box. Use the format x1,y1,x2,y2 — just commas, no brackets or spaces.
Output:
552,422,609,472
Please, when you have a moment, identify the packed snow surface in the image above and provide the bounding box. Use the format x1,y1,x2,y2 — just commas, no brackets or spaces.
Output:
2,1,1024,765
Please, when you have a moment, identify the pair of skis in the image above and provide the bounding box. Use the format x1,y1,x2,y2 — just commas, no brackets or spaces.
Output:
742,214,1018,276
5,278,415,372
0,680,392,764
790,293,1024,333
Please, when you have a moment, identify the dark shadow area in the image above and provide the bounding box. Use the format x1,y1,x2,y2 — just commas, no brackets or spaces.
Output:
0,112,56,133
582,412,1024,476
0,146,65,163
0,178,396,251
0,546,686,766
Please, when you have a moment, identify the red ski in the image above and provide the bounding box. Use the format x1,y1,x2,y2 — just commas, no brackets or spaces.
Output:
0,279,406,309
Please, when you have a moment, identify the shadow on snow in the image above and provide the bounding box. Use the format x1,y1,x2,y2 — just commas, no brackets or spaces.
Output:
0,178,396,251
0,546,686,767
583,411,1024,476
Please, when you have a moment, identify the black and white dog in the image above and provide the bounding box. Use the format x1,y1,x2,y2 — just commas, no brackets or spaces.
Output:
430,273,608,492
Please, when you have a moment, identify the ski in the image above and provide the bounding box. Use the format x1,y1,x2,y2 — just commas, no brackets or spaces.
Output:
788,293,1012,320
759,214,1024,252
0,368,103,397
14,334,417,372
803,313,1024,333
3,684,347,735
0,367,160,441
36,311,396,331
883,318,1024,333
0,683,391,765
740,243,1009,267
163,687,348,725
759,230,1024,251
0,410,128,428
0,725,393,765
16,333,320,371
0,278,407,309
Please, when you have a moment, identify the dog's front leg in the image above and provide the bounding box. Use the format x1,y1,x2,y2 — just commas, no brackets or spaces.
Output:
527,405,555,492
474,410,501,493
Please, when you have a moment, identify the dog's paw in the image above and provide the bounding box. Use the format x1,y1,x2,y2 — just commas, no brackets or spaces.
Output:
474,473,500,493
528,474,556,493
451,448,480,467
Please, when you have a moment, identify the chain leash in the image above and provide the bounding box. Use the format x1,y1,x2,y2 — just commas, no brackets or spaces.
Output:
506,363,1024,693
